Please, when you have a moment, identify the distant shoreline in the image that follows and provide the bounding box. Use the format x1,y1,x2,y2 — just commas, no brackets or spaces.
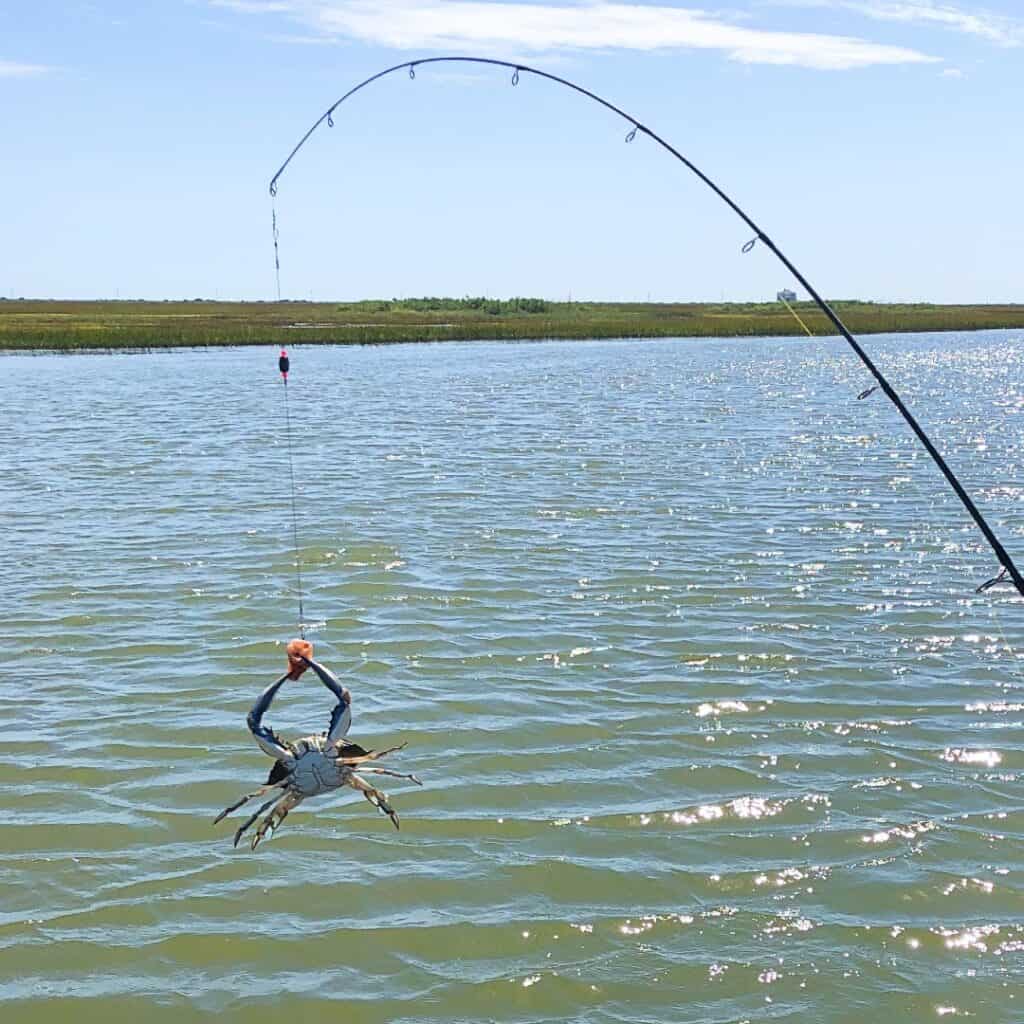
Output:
2,298,1023,351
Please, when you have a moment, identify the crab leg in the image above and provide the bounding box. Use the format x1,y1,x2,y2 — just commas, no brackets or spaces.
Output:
248,791,290,850
213,779,288,825
252,791,302,850
359,767,423,785
349,773,400,830
337,742,407,767
232,794,282,848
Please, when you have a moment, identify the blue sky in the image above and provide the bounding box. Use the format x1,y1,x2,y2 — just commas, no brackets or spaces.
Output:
4,1,1023,302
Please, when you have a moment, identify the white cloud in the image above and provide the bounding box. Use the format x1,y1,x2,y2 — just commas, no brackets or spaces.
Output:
212,1,296,10
940,66,964,77
0,60,51,77
214,1,940,70
780,1,1024,46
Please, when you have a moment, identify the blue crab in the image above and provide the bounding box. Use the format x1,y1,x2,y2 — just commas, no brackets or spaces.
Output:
214,655,421,849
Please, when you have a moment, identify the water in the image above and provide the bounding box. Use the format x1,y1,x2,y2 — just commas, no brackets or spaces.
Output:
1,331,1022,1022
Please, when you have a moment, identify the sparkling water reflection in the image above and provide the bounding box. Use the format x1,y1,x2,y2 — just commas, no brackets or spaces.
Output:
1,331,1022,1022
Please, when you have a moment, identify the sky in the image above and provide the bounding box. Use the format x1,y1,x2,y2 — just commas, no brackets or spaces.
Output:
3,0,1023,303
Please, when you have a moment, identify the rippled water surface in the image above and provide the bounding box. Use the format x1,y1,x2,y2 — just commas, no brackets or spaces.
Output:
2,332,1023,1023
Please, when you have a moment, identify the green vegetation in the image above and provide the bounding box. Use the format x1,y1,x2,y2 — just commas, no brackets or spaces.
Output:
2,297,1023,351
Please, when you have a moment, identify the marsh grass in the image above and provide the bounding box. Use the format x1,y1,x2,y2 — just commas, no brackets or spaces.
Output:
2,297,1023,351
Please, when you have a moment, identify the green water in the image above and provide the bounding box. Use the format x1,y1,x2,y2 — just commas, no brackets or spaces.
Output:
2,333,1022,1022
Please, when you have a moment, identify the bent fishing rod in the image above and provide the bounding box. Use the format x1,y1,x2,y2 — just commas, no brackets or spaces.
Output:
268,56,1024,598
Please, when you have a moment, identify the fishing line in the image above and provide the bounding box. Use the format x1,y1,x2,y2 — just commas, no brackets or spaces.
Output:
984,588,1024,689
778,295,874,400
278,348,305,637
266,55,1024,597
271,200,282,302
778,294,816,339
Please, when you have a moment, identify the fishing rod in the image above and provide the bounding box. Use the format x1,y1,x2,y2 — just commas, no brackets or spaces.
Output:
268,56,1024,598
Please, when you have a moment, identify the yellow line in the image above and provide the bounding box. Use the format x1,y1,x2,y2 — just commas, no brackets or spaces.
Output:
778,295,815,337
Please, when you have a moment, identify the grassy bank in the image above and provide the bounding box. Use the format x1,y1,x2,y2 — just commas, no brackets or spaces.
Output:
2,297,1024,351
